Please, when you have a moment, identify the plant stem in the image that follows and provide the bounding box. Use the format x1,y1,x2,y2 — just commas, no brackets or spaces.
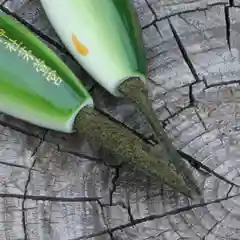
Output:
74,106,193,197
119,78,201,195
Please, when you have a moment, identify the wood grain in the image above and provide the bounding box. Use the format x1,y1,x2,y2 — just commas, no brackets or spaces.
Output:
1,0,240,239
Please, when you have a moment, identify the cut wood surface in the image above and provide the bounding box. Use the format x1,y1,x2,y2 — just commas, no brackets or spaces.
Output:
1,0,240,239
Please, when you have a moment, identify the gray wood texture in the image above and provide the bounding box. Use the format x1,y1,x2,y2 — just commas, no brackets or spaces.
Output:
1,0,240,239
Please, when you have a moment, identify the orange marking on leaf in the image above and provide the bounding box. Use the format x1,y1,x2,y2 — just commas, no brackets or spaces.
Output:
72,34,89,56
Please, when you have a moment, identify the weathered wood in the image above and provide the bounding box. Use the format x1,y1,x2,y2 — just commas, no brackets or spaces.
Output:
1,0,240,239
